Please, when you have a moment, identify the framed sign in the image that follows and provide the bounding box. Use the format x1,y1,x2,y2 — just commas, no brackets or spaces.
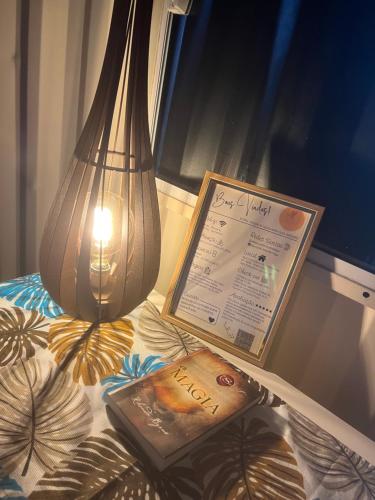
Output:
162,172,324,367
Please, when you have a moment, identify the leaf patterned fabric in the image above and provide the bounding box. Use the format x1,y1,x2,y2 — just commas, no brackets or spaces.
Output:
31,423,202,500
0,358,92,477
250,376,285,407
0,307,49,366
0,274,63,318
0,278,372,499
29,429,137,500
101,354,167,396
0,470,26,499
192,415,305,499
48,315,134,385
138,300,203,361
289,408,375,499
104,410,203,500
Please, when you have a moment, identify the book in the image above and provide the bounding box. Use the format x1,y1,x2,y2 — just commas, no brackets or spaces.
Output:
104,348,260,470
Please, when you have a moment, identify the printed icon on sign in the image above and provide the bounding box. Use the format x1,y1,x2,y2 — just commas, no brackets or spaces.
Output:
284,243,290,251
204,266,211,275
207,308,219,325
258,255,266,262
219,220,227,227
224,320,233,338
261,276,268,284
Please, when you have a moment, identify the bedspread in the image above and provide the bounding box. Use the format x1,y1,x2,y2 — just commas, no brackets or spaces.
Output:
0,274,373,499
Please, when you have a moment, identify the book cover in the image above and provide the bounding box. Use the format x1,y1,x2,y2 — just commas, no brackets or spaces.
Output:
105,349,260,467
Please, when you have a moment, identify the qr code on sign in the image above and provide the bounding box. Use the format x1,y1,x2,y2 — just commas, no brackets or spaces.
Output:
234,329,255,351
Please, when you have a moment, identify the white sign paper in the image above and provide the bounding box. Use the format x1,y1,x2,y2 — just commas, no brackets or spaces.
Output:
174,182,314,356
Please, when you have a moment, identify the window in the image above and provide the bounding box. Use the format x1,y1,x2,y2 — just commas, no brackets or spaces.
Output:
154,0,375,274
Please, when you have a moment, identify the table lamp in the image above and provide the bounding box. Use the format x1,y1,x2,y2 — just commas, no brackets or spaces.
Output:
39,0,161,323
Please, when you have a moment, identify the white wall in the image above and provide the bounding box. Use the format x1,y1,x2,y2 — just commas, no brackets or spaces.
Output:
30,0,112,274
0,1,19,279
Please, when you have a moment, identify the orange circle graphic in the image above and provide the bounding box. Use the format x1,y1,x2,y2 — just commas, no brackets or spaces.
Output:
279,207,306,232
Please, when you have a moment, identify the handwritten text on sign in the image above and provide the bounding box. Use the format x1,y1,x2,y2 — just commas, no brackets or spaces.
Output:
175,183,312,355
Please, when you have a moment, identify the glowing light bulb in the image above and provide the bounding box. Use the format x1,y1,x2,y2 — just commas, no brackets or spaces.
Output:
90,206,113,281
93,207,112,248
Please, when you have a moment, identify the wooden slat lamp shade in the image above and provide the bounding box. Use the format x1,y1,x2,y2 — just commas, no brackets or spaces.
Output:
40,0,161,323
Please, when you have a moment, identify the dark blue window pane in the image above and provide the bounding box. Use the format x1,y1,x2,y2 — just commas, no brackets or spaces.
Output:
155,0,375,273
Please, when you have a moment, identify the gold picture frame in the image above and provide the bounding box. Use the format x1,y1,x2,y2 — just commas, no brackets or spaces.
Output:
162,172,324,367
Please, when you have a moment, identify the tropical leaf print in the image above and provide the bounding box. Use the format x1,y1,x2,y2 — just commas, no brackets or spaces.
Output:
106,409,202,500
250,377,285,407
289,407,375,499
99,464,201,500
0,358,92,477
48,315,134,385
109,422,202,500
30,428,137,500
138,300,203,362
101,354,166,397
0,471,26,499
192,415,305,500
0,306,49,366
30,424,202,500
0,274,63,318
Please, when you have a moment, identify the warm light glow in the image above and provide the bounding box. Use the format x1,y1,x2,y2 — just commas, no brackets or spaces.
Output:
93,207,113,248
